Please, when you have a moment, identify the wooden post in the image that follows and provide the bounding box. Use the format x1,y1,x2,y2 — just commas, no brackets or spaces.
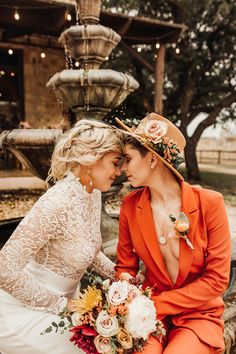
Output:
218,150,222,164
154,44,166,114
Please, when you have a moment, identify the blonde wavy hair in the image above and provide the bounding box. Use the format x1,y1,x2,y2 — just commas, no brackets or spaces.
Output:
47,119,123,185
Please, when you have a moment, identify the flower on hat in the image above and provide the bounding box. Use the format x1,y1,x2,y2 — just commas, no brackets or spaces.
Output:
143,120,168,143
129,117,184,169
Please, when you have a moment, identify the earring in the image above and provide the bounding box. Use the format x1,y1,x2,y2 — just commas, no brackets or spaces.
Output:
87,169,93,188
150,164,154,169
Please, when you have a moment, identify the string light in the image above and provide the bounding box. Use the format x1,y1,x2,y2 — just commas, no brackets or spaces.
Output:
0,71,5,75
10,72,15,77
65,9,72,21
105,56,109,60
0,93,2,97
14,8,20,21
75,61,79,67
175,48,180,54
155,43,160,49
40,52,46,58
8,49,13,55
137,47,142,52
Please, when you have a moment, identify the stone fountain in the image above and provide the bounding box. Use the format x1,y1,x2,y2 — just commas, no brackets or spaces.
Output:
0,0,139,245
46,0,139,121
1,0,139,179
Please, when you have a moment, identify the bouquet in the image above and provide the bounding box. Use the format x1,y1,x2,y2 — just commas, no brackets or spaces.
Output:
42,274,166,353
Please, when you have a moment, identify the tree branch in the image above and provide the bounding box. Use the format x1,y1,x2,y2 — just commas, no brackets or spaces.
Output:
192,92,236,142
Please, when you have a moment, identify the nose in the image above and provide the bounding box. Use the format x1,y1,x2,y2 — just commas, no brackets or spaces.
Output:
120,161,127,172
115,167,121,176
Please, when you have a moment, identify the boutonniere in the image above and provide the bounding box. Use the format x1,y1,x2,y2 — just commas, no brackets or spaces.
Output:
169,212,194,250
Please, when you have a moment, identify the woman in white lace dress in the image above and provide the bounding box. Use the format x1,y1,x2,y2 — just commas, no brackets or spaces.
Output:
0,119,123,354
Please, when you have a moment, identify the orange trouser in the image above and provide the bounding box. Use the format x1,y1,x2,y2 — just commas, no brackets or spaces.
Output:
133,327,215,354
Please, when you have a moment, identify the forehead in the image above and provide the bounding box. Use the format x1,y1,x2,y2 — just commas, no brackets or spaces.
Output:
104,151,121,159
123,144,139,155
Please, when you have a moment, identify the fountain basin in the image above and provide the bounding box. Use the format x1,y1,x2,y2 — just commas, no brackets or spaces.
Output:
46,69,139,120
0,129,62,180
60,25,121,68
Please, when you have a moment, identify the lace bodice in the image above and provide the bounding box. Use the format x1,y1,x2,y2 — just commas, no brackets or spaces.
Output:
0,172,114,313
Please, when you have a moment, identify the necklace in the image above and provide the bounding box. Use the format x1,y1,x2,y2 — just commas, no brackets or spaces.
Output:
155,216,173,246
151,200,180,246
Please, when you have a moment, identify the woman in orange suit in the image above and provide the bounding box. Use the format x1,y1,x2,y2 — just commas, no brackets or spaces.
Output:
115,113,231,354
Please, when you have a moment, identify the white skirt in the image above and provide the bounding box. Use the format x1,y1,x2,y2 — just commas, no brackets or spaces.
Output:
0,261,84,354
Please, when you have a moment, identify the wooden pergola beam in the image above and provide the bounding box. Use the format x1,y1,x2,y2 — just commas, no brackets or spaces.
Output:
121,41,154,72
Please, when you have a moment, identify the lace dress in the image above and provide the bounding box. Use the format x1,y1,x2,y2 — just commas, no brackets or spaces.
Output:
0,172,114,354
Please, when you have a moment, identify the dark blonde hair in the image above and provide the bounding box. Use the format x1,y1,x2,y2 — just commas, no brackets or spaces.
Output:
47,119,123,184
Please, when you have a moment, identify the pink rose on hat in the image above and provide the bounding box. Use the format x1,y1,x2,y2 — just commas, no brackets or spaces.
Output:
143,120,168,144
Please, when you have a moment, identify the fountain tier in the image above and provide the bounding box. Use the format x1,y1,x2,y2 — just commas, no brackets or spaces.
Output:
60,25,121,69
46,69,139,120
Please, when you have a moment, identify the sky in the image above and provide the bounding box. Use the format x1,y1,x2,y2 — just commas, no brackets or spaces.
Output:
187,114,236,138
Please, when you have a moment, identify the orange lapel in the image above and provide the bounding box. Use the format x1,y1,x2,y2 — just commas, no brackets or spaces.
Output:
175,181,199,287
136,188,174,287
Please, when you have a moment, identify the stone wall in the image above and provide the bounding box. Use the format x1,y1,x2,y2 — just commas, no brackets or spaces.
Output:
23,46,65,128
0,42,66,129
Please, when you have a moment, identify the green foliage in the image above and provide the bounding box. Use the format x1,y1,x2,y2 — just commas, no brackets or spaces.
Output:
102,0,235,127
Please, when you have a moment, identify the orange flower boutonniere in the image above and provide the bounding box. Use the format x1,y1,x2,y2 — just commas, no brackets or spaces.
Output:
169,212,194,250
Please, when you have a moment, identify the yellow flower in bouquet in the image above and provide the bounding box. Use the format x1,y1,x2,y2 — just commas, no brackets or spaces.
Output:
116,327,133,350
70,286,102,314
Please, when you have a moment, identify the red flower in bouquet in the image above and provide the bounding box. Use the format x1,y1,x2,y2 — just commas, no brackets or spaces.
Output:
70,325,99,354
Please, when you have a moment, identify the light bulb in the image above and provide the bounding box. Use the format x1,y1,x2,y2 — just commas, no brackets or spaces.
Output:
8,49,13,55
175,48,180,54
156,43,160,49
41,52,46,59
14,9,20,21
66,12,72,21
75,61,79,67
137,47,142,52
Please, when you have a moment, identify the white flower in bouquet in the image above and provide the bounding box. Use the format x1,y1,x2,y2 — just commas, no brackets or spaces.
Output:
94,335,114,353
71,312,82,326
96,310,119,337
127,284,142,300
125,296,157,340
107,281,129,305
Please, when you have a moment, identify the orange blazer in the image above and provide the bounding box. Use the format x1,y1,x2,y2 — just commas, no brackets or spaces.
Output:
115,181,231,351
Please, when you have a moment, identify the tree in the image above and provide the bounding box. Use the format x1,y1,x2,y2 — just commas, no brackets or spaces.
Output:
103,0,236,180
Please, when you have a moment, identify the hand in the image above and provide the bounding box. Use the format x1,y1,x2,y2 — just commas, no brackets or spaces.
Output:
66,298,75,312
119,272,134,282
135,272,145,285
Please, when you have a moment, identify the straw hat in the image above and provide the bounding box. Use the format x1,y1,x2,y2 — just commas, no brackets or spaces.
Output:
115,112,186,180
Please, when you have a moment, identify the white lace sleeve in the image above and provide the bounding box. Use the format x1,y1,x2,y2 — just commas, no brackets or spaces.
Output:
0,197,67,314
91,251,115,279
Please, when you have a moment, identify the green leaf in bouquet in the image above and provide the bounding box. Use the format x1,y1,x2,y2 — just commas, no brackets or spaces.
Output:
45,326,52,333
52,322,58,328
58,321,65,327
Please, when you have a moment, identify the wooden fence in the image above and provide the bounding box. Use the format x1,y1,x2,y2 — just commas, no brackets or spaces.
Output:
197,150,236,164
